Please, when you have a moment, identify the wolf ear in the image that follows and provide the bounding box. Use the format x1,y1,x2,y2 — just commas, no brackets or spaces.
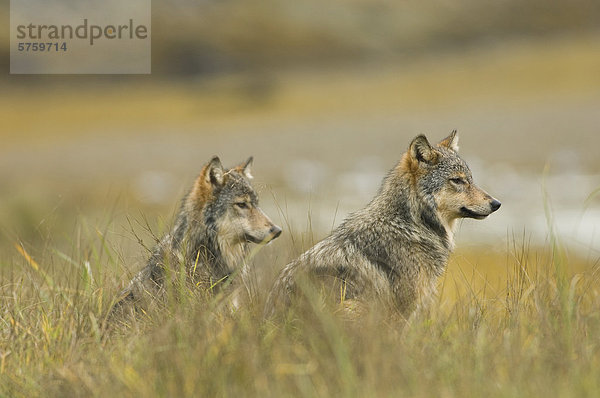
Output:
439,130,459,152
410,135,439,165
241,156,253,179
205,156,225,186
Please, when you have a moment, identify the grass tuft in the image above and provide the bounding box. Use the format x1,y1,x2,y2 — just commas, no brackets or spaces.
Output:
2,200,600,397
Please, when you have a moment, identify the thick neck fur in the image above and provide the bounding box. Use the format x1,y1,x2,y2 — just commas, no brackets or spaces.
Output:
168,194,248,283
395,152,456,248
339,159,453,277
378,174,450,239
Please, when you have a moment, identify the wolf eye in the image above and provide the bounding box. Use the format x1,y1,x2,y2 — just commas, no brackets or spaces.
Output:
235,202,248,209
450,177,466,185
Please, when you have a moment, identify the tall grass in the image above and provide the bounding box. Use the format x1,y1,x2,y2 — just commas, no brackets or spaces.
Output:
1,209,600,397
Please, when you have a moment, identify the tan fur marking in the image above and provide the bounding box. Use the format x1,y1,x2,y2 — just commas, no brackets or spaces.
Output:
397,152,424,190
186,163,227,213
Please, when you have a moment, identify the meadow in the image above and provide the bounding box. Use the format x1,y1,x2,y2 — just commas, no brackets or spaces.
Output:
1,191,599,397
1,30,600,396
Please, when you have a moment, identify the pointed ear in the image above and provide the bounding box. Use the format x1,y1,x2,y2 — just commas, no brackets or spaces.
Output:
241,156,253,179
439,130,459,152
205,156,225,186
409,135,439,164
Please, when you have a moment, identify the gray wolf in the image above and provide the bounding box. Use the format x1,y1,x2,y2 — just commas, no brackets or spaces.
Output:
264,131,500,319
112,156,282,316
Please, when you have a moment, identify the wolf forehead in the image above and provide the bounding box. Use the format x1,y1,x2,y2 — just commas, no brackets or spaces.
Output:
218,171,259,202
434,148,473,178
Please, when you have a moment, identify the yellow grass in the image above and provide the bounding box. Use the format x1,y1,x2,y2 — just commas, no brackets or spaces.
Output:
2,33,600,397
1,205,599,397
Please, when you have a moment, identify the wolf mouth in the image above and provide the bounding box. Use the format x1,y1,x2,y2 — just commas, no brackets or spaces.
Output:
245,227,281,244
460,207,488,220
245,234,279,244
244,234,265,244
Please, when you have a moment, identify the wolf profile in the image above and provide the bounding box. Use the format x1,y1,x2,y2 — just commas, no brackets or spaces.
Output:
112,156,282,316
265,131,500,319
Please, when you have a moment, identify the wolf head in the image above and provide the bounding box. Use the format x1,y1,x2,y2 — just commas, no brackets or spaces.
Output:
402,131,500,231
188,156,282,247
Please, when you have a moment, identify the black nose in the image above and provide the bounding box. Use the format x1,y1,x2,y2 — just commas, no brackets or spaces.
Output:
270,225,282,239
490,199,501,212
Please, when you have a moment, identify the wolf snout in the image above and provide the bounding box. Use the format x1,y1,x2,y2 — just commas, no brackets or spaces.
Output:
245,225,282,244
269,225,283,240
490,199,501,212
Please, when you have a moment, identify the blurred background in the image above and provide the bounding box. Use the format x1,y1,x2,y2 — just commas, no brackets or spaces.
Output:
1,0,599,278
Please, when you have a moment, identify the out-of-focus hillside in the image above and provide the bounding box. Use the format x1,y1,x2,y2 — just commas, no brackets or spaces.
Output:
152,0,600,73
2,0,600,78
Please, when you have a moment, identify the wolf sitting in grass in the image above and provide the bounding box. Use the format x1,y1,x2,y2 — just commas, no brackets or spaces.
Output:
112,156,282,317
265,131,500,319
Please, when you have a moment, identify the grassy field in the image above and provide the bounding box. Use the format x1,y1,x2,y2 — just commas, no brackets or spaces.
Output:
1,32,600,396
1,208,599,397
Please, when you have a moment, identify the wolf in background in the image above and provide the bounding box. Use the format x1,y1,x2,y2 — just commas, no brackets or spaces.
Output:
112,156,282,316
264,131,500,319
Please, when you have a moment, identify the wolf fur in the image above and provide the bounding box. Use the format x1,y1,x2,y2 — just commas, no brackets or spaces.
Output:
112,156,282,316
264,131,500,319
